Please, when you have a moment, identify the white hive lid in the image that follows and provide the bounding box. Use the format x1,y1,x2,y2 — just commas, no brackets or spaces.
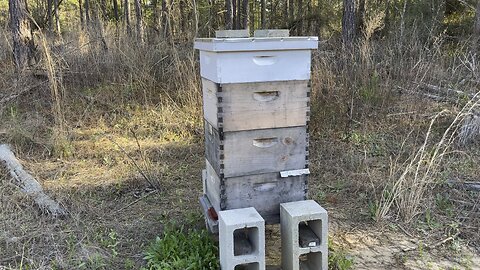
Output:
194,36,318,52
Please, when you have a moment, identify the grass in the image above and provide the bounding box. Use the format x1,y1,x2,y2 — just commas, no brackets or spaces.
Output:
143,224,219,270
374,94,480,223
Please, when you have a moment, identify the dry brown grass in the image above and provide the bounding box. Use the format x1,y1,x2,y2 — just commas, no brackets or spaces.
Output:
0,25,207,269
308,26,480,255
1,21,480,268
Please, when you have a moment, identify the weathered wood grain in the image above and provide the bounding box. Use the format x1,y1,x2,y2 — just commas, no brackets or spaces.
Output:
205,158,222,211
202,79,219,130
204,121,222,176
205,159,307,224
205,120,308,177
0,144,67,217
202,79,310,132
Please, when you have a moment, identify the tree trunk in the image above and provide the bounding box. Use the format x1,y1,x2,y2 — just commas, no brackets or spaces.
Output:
152,0,159,31
124,0,131,35
306,0,311,34
269,0,275,28
113,0,119,22
162,0,170,38
235,0,240,29
47,0,53,31
79,0,84,29
260,0,265,28
54,0,61,34
179,0,186,33
241,0,248,29
169,0,175,37
85,0,90,25
297,0,303,35
232,0,236,29
382,0,391,37
288,0,294,28
100,0,107,19
134,0,144,42
225,0,233,29
210,0,217,33
9,0,35,72
250,0,254,31
283,0,288,26
475,1,480,37
356,0,365,38
342,0,355,48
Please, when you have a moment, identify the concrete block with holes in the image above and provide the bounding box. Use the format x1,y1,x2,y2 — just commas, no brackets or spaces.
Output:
280,200,328,270
219,207,266,270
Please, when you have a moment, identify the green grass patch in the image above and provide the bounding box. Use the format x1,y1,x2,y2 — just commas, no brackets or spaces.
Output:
143,224,219,270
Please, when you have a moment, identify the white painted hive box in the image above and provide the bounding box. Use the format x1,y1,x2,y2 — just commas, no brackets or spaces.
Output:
194,37,318,83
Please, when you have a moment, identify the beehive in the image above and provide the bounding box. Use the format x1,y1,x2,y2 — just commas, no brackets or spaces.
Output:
195,30,318,232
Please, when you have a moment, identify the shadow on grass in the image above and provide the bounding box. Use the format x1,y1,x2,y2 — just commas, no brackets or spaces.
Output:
0,141,208,270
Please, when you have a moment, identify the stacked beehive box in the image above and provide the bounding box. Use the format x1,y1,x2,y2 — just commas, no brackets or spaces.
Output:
195,30,318,232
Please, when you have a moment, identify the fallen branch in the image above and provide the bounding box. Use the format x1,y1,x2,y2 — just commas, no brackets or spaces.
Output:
397,224,414,238
415,82,475,99
112,189,158,214
428,232,461,249
0,81,47,110
402,232,461,252
396,85,451,102
399,81,477,103
0,144,67,217
448,180,480,191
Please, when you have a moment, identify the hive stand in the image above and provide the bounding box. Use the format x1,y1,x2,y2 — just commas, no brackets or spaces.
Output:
219,207,266,270
280,200,328,270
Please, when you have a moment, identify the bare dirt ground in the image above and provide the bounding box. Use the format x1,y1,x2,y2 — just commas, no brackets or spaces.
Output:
328,212,480,269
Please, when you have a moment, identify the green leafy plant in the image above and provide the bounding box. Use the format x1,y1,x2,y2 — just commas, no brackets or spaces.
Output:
143,224,219,270
329,239,354,270
424,209,440,229
368,201,379,221
435,193,453,216
359,72,382,106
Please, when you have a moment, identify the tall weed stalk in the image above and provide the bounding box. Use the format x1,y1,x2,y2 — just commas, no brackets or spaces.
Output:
376,93,480,222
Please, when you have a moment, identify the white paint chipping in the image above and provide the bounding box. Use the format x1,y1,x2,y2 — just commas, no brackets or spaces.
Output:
0,144,66,217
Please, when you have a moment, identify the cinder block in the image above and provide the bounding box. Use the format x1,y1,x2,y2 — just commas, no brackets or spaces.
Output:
280,200,328,270
216,30,250,38
254,29,290,38
219,207,266,270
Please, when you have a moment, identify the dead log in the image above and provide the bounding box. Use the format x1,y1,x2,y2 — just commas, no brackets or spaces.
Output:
0,144,67,217
448,180,480,191
399,82,476,103
414,82,476,99
396,85,450,102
